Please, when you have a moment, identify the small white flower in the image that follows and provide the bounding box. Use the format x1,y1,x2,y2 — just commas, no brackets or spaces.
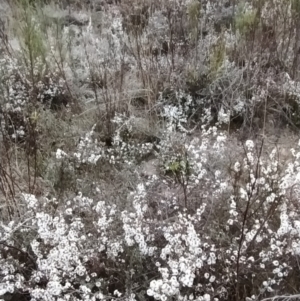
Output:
65,208,72,215
56,148,68,159
227,219,234,225
75,265,86,276
47,281,62,296
273,260,279,266
203,294,211,301
23,193,38,209
209,275,216,283
147,289,154,296
245,140,254,149
114,290,122,297
234,162,241,172
267,286,274,292
240,256,246,262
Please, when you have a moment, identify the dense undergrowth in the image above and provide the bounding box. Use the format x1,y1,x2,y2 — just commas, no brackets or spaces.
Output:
1,0,300,300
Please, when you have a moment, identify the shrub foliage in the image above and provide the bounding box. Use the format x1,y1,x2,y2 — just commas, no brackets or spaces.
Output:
1,0,300,301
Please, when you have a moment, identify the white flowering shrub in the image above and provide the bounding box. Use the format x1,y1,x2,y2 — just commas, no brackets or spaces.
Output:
2,0,300,301
0,53,69,146
2,122,300,301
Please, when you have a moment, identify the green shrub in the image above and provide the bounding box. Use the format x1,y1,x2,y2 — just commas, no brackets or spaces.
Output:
187,0,201,42
235,6,258,36
209,35,226,79
12,0,48,85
